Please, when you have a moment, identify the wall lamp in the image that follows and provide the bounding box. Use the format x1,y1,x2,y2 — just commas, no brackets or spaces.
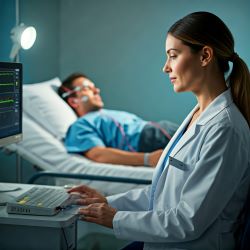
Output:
9,0,37,62
9,23,36,61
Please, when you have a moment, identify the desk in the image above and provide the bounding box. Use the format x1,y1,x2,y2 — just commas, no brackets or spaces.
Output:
0,183,78,250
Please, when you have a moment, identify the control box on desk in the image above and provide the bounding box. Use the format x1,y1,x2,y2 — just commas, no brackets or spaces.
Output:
0,183,78,250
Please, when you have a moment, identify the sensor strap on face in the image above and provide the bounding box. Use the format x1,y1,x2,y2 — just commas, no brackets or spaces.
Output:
62,86,81,98
61,80,90,98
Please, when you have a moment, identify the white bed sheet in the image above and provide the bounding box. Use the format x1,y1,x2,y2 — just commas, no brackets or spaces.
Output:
6,77,153,195
8,112,153,195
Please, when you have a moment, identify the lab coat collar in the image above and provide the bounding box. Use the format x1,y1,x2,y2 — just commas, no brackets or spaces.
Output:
196,88,233,126
156,105,198,163
169,111,198,158
167,88,233,158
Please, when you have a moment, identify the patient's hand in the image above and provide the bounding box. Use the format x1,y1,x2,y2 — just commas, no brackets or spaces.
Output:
149,149,164,167
68,185,107,205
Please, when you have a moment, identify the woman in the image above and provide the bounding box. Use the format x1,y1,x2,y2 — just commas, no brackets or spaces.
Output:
69,12,250,249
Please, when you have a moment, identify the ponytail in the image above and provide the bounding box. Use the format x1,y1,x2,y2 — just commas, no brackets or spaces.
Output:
229,56,250,128
167,11,250,127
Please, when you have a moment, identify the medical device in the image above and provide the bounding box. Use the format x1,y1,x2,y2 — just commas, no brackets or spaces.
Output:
7,186,71,216
0,62,22,147
60,81,90,103
0,62,23,200
73,95,89,103
61,80,90,98
81,95,89,103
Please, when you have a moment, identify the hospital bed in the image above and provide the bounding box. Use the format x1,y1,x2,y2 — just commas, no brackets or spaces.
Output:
6,77,153,195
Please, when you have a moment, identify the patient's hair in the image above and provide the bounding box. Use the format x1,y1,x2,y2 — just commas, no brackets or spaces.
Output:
168,11,250,127
58,72,87,102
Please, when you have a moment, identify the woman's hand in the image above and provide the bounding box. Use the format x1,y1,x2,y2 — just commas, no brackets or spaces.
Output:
68,185,107,205
78,203,117,228
68,185,116,228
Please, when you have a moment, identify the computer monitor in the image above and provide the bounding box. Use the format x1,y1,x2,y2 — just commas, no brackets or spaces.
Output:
0,62,22,203
0,62,22,147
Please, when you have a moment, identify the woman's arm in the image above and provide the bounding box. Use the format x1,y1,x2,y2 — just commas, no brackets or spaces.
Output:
112,125,249,242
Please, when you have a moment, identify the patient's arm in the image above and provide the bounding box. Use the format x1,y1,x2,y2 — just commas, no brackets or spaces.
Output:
84,147,163,167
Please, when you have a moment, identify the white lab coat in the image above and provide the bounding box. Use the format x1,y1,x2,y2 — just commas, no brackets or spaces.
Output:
107,89,250,250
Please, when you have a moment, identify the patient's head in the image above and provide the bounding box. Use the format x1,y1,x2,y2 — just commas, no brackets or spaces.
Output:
58,73,104,117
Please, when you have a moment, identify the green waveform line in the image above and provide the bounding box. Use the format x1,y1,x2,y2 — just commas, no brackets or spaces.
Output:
0,72,14,76
0,83,14,86
0,99,14,104
0,110,13,114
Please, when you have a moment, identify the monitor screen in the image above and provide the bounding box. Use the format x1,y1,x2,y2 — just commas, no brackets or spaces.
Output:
0,62,22,147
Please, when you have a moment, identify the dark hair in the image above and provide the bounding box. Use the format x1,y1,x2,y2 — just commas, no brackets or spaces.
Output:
58,72,87,102
168,11,250,127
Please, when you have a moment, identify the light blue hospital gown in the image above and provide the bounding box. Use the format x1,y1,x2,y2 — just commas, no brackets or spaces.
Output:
65,109,147,153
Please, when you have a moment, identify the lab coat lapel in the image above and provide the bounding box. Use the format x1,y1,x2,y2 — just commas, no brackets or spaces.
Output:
155,105,199,169
170,89,233,158
170,119,198,157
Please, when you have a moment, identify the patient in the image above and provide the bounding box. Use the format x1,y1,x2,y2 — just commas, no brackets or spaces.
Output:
58,73,178,167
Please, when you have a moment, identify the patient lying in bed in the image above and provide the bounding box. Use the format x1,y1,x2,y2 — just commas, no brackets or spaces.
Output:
58,73,178,167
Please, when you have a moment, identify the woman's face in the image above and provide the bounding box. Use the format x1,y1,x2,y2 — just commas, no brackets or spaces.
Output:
163,34,203,93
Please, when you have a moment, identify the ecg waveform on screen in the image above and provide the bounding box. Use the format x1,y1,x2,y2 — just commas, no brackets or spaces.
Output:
0,71,16,93
0,71,19,130
0,98,14,107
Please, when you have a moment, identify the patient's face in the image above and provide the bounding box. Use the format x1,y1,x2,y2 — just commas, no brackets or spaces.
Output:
71,77,104,115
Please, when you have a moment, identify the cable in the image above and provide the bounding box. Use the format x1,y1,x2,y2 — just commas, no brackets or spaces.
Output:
100,111,136,152
149,121,172,140
100,111,173,152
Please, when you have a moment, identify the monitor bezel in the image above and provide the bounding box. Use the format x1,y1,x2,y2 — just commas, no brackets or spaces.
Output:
0,62,22,147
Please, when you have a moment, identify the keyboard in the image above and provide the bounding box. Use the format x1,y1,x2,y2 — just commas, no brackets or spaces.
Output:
7,186,70,216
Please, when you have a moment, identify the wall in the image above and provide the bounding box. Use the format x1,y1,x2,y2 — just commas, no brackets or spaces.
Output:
19,0,60,83
0,0,60,83
2,0,249,123
1,0,250,182
1,0,250,121
0,0,60,182
0,0,15,62
59,0,250,124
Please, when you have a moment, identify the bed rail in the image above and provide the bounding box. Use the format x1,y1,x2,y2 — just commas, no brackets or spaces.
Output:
28,171,152,185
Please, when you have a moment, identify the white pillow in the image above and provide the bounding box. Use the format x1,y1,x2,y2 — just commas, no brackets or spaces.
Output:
23,77,77,139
